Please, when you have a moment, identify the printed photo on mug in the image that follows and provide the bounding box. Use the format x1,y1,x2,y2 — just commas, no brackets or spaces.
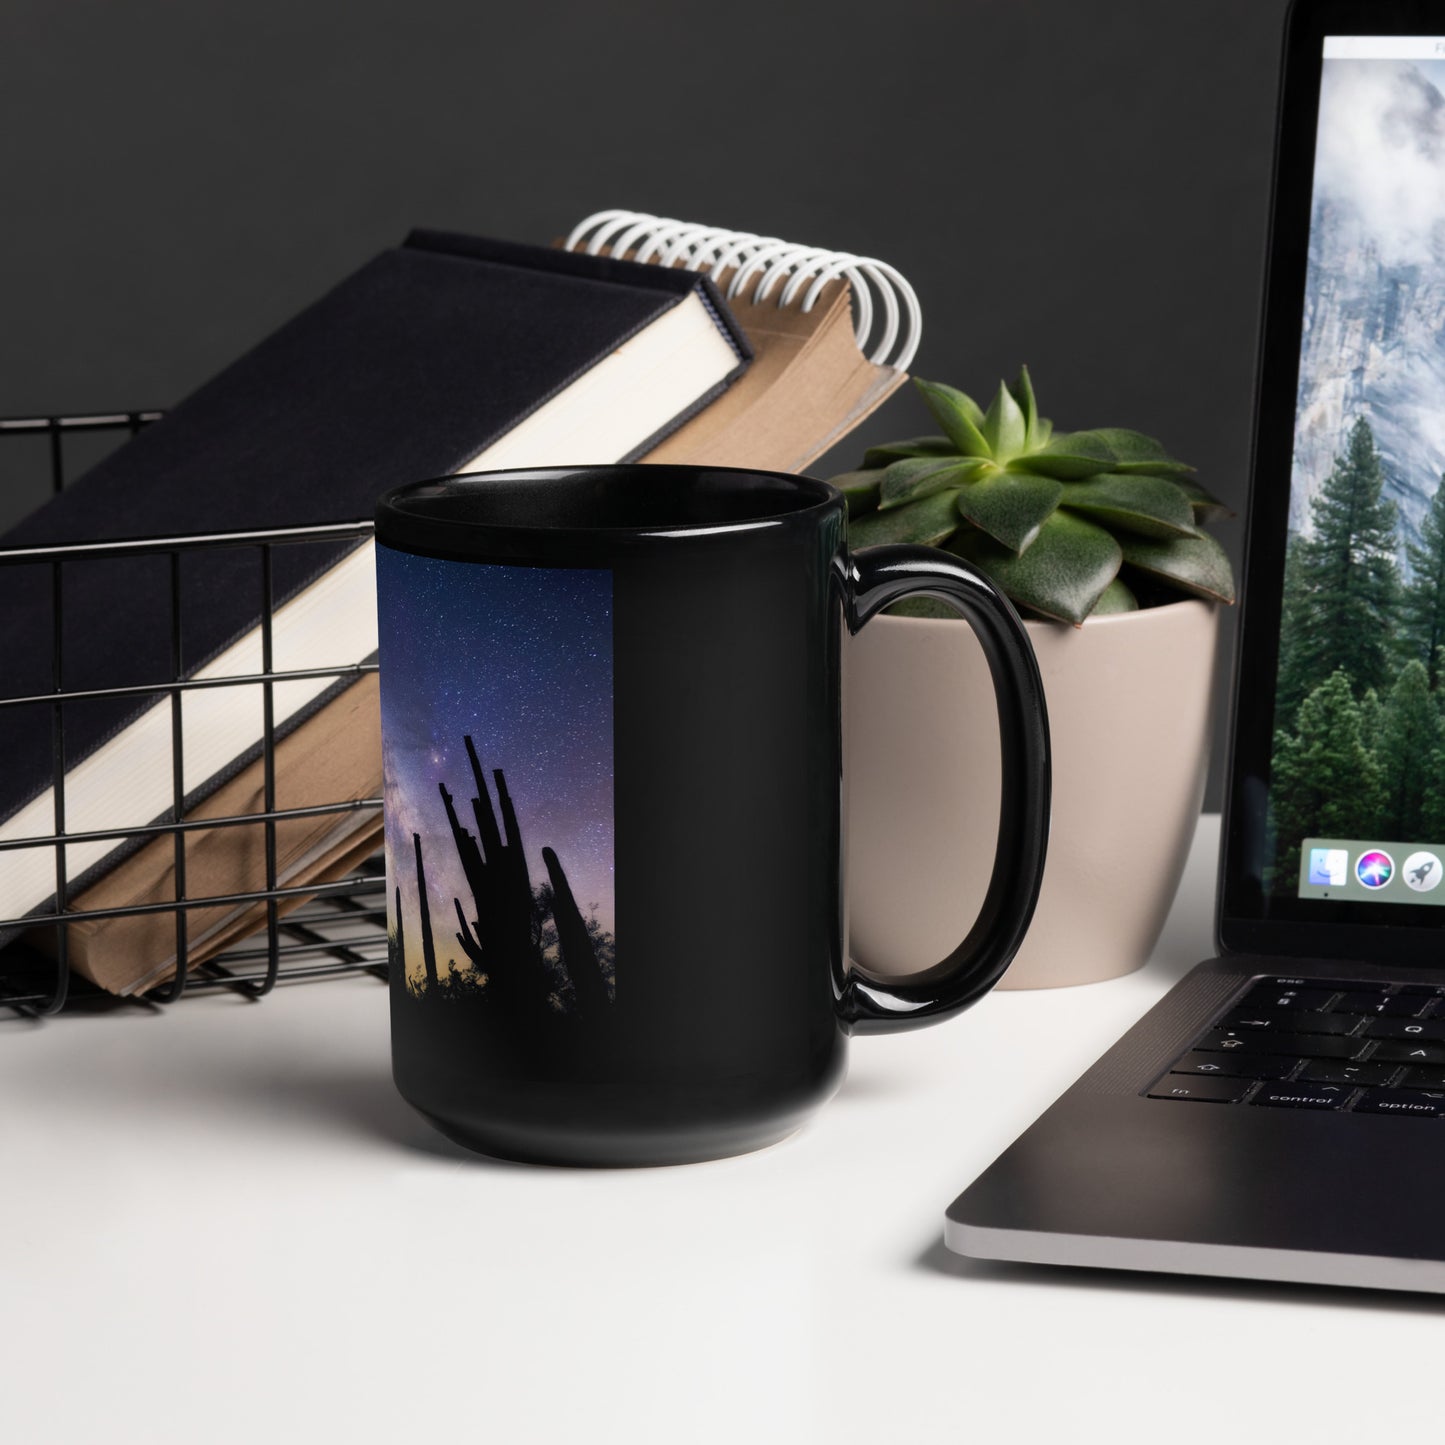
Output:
378,550,616,1015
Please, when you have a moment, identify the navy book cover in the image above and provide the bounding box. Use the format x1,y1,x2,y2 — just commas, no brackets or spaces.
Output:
0,231,747,930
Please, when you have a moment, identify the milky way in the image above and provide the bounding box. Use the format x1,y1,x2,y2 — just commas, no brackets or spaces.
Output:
377,546,614,974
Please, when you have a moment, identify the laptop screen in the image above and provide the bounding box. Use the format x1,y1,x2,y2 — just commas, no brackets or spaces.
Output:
1267,33,1445,912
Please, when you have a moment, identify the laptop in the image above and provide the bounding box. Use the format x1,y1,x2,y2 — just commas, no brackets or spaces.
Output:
944,0,1445,1294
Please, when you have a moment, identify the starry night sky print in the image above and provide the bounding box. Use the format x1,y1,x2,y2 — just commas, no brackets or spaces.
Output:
378,546,613,976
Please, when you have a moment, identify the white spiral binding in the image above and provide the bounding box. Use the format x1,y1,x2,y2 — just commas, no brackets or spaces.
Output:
563,209,921,372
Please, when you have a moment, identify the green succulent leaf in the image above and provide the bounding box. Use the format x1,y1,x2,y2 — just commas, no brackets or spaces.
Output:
862,435,956,469
848,488,962,548
837,370,1234,613
1016,427,1194,479
913,379,992,457
980,380,1028,461
1058,472,1199,540
953,469,1064,554
1008,366,1042,447
1173,476,1235,522
1090,577,1139,614
919,380,985,428
1119,531,1236,603
877,457,987,510
1013,430,1120,479
950,511,1123,625
832,469,883,517
1081,428,1195,475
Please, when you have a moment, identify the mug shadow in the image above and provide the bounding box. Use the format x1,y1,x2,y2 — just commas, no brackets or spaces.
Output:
834,1061,920,1103
212,1057,527,1169
913,1234,1445,1314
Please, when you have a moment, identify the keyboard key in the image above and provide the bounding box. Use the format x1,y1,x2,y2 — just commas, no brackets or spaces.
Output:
1157,978,1445,1118
1373,995,1433,1017
1296,1061,1398,1087
1221,1009,1360,1035
1354,1089,1445,1117
1334,992,1423,1017
1197,1031,1366,1059
1148,1076,1253,1103
1369,1041,1445,1065
1170,1052,1297,1079
1241,984,1337,1011
1364,1018,1445,1041
1250,1082,1352,1110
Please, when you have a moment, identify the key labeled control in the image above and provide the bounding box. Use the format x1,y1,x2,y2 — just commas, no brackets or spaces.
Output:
1250,1082,1351,1110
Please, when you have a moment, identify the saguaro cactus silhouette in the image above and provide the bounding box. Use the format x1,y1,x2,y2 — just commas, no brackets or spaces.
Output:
412,832,440,992
404,733,613,1013
393,884,406,974
436,737,550,1011
544,846,608,1013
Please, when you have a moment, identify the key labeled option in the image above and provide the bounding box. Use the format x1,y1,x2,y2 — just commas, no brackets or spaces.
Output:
1355,1089,1445,1117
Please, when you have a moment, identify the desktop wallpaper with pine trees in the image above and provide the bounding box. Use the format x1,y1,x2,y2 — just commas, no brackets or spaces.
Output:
1268,54,1445,891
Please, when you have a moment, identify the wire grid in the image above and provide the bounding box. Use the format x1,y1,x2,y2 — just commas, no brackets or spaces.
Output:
0,411,388,1017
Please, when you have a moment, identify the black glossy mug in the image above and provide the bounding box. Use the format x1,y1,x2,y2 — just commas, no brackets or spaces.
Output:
375,465,1049,1165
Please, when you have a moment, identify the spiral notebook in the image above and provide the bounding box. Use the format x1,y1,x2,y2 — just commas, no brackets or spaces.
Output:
563,211,921,473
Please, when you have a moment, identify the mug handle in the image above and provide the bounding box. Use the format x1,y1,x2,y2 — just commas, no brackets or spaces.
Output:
838,544,1052,1034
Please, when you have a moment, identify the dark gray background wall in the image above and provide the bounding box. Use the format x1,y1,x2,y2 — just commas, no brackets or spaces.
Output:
1,0,1292,804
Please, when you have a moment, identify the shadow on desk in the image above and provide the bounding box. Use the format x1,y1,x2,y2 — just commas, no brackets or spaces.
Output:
266,1064,520,1166
202,1053,532,1170
258,1069,502,1167
914,1235,1445,1313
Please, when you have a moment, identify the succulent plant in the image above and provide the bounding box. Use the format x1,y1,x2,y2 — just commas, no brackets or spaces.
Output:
832,369,1235,624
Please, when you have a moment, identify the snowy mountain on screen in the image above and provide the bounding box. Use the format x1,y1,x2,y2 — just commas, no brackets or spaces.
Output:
1291,59,1445,560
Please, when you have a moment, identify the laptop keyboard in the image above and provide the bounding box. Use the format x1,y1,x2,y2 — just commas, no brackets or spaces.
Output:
1148,977,1445,1115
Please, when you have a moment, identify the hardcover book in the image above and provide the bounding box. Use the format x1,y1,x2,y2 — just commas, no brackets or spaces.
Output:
1,230,749,987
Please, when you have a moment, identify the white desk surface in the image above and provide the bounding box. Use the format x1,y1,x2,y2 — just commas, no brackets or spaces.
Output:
4,813,1441,1444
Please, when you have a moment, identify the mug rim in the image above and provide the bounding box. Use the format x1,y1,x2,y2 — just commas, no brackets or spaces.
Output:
374,463,842,557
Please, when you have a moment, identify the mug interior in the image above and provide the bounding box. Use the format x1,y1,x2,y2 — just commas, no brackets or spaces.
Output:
379,465,838,535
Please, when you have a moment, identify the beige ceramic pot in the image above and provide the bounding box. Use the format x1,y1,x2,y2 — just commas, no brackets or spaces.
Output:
845,598,1220,989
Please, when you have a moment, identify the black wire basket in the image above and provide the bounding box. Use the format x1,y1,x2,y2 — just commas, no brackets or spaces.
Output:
0,411,388,1017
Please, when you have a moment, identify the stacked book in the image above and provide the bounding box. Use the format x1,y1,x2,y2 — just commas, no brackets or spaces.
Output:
0,210,921,996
